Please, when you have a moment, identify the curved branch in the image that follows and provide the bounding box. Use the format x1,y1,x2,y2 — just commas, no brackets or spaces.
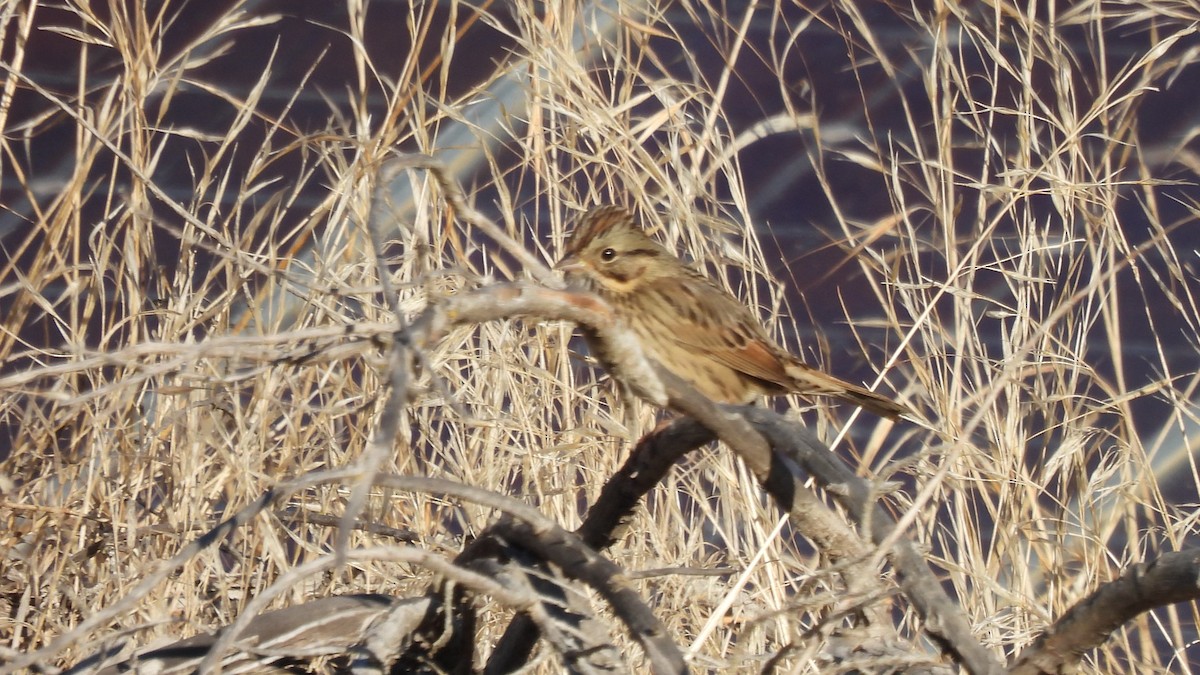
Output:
412,282,1002,675
740,407,1003,675
1010,549,1200,675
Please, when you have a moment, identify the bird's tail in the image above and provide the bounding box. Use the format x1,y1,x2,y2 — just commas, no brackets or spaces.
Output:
784,363,910,420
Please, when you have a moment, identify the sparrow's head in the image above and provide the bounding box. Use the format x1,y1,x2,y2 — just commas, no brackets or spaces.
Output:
555,206,675,294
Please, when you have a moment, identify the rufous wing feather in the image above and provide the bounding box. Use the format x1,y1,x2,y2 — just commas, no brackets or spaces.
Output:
659,276,795,389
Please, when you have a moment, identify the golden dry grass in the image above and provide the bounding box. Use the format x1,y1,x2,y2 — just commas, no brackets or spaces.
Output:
2,0,1199,672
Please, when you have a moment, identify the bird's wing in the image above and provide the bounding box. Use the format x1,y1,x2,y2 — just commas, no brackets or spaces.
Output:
654,274,910,418
660,275,794,389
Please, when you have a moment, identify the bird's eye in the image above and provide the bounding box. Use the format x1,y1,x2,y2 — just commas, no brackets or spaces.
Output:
600,248,617,261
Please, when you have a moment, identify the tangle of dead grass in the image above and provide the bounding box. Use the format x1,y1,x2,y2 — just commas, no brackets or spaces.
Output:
2,0,1200,672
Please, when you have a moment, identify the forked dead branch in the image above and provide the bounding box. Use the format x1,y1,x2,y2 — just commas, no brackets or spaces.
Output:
7,138,1197,672
39,274,1200,674
35,280,960,674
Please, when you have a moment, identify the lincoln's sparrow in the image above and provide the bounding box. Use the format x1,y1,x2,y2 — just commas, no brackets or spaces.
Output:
555,205,909,419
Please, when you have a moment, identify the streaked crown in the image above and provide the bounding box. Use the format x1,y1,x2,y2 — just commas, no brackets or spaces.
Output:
556,206,675,294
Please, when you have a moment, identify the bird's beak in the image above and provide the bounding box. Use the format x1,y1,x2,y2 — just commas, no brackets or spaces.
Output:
554,254,586,274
